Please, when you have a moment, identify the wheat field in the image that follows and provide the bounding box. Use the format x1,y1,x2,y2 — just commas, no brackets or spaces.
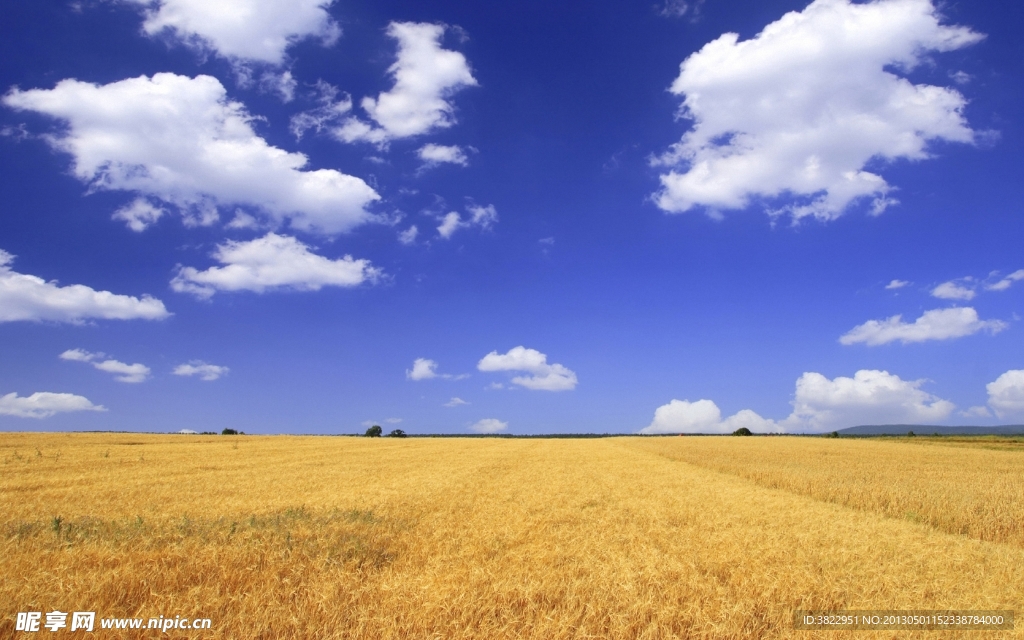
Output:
1,432,1022,639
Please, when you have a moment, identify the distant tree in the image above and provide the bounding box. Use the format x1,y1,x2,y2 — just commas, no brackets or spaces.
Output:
907,430,916,437
824,431,839,438
365,425,383,437
387,429,407,438
221,428,238,435
732,427,752,436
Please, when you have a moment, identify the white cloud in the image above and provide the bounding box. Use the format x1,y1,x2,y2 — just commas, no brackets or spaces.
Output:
406,358,465,381
885,279,910,290
0,250,169,323
986,370,1024,418
444,397,468,407
641,399,778,434
437,212,463,239
407,358,439,381
60,348,151,383
173,360,229,381
469,418,507,434
226,210,261,230
58,348,95,363
171,233,380,298
839,307,1006,345
335,22,477,145
92,360,151,384
0,391,106,419
259,70,297,102
289,81,353,140
467,204,498,228
986,269,1024,292
0,123,30,141
417,143,469,167
123,0,340,65
398,225,419,245
4,73,380,234
112,198,166,232
931,279,976,300
477,346,578,391
960,405,991,418
950,70,972,85
653,0,982,221
436,204,498,239
784,369,954,431
658,0,704,18
643,368,956,434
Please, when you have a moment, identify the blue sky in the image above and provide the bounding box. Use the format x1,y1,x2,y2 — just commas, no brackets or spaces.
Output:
2,0,1023,434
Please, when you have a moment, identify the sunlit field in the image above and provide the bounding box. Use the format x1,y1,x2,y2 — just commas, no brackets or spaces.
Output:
2,433,1022,639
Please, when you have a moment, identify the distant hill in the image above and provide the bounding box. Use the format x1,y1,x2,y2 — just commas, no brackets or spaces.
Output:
838,424,1024,436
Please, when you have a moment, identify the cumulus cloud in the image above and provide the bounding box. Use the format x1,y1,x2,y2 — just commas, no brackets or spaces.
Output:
885,279,910,290
407,358,439,380
90,360,150,383
839,307,1006,345
406,358,465,380
469,418,507,434
0,391,106,419
173,360,229,381
122,0,340,66
931,279,975,300
437,204,498,239
436,212,463,239
334,22,477,145
112,198,166,232
926,270,1024,298
4,73,380,234
784,369,954,430
641,399,778,434
60,348,151,383
398,226,419,245
417,143,469,167
644,369,956,433
652,0,982,221
960,405,991,418
477,346,577,391
986,370,1024,418
259,70,298,102
172,233,380,298
226,210,261,230
444,397,468,407
0,250,169,323
986,269,1024,292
